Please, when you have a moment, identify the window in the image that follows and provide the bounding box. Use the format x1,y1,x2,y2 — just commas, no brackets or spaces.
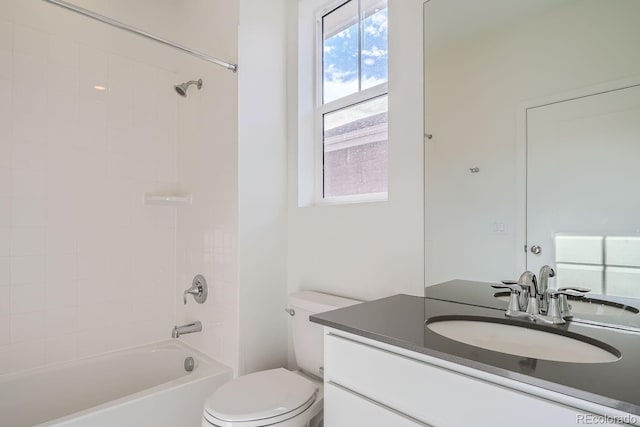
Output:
318,0,388,200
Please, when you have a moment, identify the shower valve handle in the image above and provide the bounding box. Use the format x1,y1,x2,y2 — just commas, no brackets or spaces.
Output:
183,275,208,305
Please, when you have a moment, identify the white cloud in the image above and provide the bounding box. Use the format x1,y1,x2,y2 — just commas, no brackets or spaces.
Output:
362,46,387,58
363,11,387,37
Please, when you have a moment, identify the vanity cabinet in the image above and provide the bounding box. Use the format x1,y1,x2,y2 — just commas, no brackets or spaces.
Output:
323,330,637,427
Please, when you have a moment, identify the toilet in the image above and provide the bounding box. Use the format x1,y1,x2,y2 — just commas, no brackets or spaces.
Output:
201,291,360,427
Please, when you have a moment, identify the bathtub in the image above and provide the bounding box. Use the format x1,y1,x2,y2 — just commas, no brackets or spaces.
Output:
0,340,232,427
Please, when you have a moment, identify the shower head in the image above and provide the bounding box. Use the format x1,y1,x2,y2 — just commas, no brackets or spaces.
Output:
174,79,203,97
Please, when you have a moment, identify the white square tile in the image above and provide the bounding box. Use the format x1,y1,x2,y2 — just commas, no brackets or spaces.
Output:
45,307,77,337
605,267,640,299
12,24,48,58
76,99,107,150
11,283,45,313
0,287,9,315
77,301,120,331
45,334,77,365
47,116,79,147
555,263,603,294
0,199,11,227
0,256,9,285
9,339,45,371
11,310,45,342
0,315,9,346
12,81,47,119
48,35,78,68
0,167,10,198
11,255,45,285
0,50,12,81
555,235,603,265
10,169,46,199
78,46,108,101
12,52,46,86
605,236,640,268
12,112,47,144
0,229,10,257
45,227,77,255
47,90,79,123
10,227,45,256
0,20,13,52
46,63,79,96
11,198,46,227
0,78,11,135
0,347,9,375
45,279,77,309
11,140,47,170
45,254,77,282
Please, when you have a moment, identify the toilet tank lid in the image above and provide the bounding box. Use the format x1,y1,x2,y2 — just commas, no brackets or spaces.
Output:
288,291,361,314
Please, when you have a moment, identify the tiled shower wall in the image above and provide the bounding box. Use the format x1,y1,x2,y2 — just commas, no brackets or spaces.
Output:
0,4,181,373
173,1,240,373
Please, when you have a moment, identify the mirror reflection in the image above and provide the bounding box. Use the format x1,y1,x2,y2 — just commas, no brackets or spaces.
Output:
424,0,640,305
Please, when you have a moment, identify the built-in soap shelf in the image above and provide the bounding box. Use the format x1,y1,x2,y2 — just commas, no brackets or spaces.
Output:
143,193,192,206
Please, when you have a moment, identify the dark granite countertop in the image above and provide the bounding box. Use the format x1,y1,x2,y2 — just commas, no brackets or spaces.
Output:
311,286,640,416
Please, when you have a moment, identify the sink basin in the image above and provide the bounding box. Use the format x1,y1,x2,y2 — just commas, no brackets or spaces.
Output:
494,293,638,317
427,320,620,363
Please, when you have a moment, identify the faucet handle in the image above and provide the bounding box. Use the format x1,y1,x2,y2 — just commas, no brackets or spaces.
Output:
492,283,522,293
558,286,590,293
183,275,208,305
543,289,586,323
493,283,523,314
556,287,590,319
547,288,586,299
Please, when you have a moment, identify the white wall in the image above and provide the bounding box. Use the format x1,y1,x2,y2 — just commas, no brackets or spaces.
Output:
424,0,640,286
287,0,425,304
237,0,289,375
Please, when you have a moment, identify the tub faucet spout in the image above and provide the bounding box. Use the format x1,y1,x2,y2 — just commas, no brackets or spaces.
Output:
172,321,202,338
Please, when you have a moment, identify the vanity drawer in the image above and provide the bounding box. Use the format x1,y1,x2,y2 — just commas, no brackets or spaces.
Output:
324,333,616,427
325,382,429,427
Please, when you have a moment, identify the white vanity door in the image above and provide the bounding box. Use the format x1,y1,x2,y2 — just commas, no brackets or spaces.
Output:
325,382,429,427
526,84,640,296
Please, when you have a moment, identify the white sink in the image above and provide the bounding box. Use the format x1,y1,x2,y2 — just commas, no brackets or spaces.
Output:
427,320,619,363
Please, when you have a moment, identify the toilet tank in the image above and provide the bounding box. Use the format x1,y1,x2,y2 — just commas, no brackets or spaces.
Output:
288,291,361,379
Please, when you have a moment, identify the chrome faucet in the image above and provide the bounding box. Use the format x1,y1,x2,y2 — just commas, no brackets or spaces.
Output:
172,321,202,338
537,265,556,314
494,278,590,325
183,275,208,305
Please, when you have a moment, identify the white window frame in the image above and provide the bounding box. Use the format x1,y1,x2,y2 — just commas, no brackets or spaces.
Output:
314,0,389,205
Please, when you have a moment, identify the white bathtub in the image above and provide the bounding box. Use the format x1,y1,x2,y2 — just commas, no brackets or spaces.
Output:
0,340,232,427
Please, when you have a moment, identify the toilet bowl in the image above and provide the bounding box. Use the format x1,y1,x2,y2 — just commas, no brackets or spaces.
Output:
201,291,360,427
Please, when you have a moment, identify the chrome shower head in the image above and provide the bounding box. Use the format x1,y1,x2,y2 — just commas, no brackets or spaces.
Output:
174,79,203,97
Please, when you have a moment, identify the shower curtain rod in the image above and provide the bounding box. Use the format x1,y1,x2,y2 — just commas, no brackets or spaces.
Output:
43,0,238,73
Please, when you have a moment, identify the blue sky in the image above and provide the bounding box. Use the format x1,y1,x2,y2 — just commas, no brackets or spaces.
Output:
323,7,388,103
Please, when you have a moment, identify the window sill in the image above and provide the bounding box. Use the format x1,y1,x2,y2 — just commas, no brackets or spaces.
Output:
312,192,388,207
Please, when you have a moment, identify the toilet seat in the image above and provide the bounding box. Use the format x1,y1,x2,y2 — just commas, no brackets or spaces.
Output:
203,368,319,427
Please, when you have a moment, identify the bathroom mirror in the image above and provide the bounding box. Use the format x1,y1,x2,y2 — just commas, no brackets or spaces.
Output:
424,1,640,305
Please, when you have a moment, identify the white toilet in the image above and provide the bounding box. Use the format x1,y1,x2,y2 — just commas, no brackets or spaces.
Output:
201,291,360,427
